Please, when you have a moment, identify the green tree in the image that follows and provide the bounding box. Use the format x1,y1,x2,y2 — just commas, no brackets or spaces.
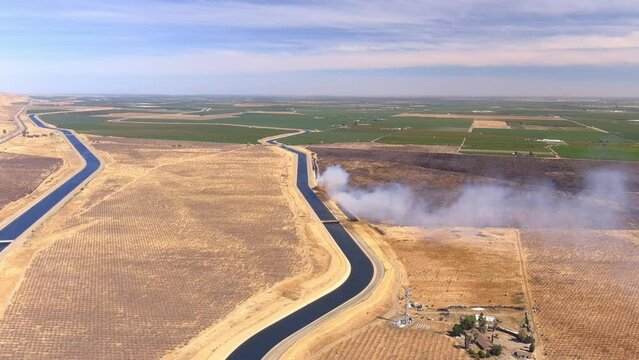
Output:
529,342,536,352
451,323,464,336
461,315,477,330
518,330,534,343
489,345,503,356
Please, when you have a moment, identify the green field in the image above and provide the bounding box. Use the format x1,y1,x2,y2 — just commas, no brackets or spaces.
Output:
39,112,288,143
31,96,639,160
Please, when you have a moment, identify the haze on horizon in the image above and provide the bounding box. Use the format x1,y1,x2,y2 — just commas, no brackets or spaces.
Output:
1,0,639,97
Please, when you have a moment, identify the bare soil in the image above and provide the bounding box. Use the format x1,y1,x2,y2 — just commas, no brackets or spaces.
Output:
471,120,510,129
379,226,526,308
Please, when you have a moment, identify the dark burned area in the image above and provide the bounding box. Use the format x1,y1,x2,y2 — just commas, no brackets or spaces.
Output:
310,147,639,229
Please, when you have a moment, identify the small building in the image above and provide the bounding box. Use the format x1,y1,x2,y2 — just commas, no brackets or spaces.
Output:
513,350,533,359
464,328,493,351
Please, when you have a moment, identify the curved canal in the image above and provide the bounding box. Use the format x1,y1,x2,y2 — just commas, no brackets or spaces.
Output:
227,144,374,359
0,115,101,250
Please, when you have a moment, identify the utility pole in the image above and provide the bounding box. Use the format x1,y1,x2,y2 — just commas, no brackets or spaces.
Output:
403,287,412,325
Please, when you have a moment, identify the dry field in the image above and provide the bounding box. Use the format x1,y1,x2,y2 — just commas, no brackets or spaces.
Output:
0,152,62,212
0,137,312,359
471,120,510,129
380,226,526,308
521,229,639,359
0,113,82,222
0,94,26,136
314,321,467,360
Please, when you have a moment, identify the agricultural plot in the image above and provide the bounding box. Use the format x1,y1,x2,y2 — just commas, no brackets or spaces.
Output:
39,112,291,144
0,138,308,359
521,230,639,360
380,226,526,308
462,126,639,160
285,117,470,146
315,322,467,360
575,118,639,141
32,96,639,159
0,152,62,211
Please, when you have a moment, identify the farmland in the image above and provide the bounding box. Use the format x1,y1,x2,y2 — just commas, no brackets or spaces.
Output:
521,230,639,359
0,137,319,359
379,226,526,308
0,152,62,211
315,321,467,360
309,145,639,359
30,96,639,160
39,111,291,144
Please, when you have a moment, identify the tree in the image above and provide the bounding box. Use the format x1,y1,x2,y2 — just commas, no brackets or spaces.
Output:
489,345,503,356
478,312,487,333
529,342,536,352
518,330,534,344
451,323,464,336
451,314,477,337
460,315,477,330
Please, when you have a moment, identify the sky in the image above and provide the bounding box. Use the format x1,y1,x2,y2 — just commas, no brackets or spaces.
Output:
1,0,639,96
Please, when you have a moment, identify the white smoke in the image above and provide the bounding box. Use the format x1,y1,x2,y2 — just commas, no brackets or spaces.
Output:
318,165,629,229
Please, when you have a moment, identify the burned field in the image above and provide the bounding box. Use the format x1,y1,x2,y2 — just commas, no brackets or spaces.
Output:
310,145,639,359
0,138,309,359
0,152,62,212
310,146,639,229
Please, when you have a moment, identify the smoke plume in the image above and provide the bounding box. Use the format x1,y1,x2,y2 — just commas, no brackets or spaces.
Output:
318,165,629,228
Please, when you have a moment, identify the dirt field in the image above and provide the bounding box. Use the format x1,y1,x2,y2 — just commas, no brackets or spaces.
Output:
521,229,639,359
0,152,62,212
471,120,510,129
0,137,318,359
380,226,526,308
314,321,468,360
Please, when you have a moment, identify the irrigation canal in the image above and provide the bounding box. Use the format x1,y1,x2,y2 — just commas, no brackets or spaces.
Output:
227,143,375,359
0,115,101,251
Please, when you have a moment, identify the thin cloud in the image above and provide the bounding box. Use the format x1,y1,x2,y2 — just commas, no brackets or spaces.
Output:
4,32,639,77
2,0,639,94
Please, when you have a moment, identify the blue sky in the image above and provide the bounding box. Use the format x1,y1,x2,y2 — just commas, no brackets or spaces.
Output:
1,0,639,96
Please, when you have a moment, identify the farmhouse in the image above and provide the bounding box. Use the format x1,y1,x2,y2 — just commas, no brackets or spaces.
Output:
464,328,493,351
